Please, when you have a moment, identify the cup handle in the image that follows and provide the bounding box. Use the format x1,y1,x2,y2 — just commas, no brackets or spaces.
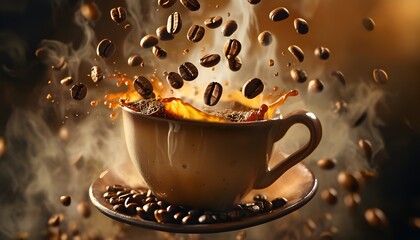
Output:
255,111,322,189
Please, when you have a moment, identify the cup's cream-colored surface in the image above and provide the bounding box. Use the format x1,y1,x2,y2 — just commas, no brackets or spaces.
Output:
122,107,322,210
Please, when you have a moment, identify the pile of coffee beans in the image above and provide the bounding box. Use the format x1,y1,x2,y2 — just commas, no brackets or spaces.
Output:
103,184,288,224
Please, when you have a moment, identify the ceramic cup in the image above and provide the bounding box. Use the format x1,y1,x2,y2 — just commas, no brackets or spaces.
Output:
122,106,322,210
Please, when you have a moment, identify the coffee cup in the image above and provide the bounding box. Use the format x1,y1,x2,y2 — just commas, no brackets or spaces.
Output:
122,106,322,210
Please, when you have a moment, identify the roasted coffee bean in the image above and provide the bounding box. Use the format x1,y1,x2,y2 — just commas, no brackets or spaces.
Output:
154,209,175,223
178,62,198,80
96,39,115,58
203,82,223,106
227,209,244,220
158,0,176,8
131,193,145,204
77,202,91,218
60,76,73,86
288,45,304,62
258,31,272,46
331,70,346,86
128,54,144,67
321,188,338,205
116,190,130,197
167,205,185,215
109,197,125,205
290,68,307,83
269,7,289,22
248,0,261,4
70,83,87,100
221,20,238,37
272,197,288,209
143,202,160,216
125,203,138,215
359,139,373,162
167,72,184,89
227,55,242,71
198,214,216,224
180,0,200,11
294,18,309,34
362,17,375,31
110,7,127,24
243,78,264,99
157,200,170,209
253,194,267,201
59,195,71,206
182,215,198,224
80,2,100,21
146,189,154,198
48,214,62,227
167,12,182,34
204,16,223,29
136,206,150,220
91,66,104,83
314,47,330,60
317,158,336,170
174,212,187,222
144,197,157,204
108,184,124,192
140,35,159,48
187,25,205,42
188,209,202,217
133,76,154,97
337,171,359,192
344,193,361,209
152,46,167,59
113,204,126,213
199,53,221,67
365,208,388,227
156,26,174,41
372,68,388,84
308,79,324,93
223,39,241,58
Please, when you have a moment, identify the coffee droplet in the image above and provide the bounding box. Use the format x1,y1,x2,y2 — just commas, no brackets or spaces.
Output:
294,18,309,34
288,45,304,62
317,158,336,170
365,208,388,228
321,188,338,205
373,68,388,84
337,171,359,192
362,17,375,31
180,0,200,11
204,82,223,106
60,195,71,206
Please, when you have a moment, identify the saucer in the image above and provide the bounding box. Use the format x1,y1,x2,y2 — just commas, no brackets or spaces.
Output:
89,156,317,233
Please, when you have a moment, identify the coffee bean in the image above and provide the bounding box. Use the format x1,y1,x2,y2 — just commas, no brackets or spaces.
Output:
143,202,160,216
140,35,159,48
224,39,241,58
103,192,116,199
187,25,205,42
204,16,223,29
253,194,267,201
271,197,288,209
0,138,6,158
60,195,71,206
314,47,330,60
60,76,73,86
152,46,167,59
221,20,238,37
198,214,216,224
288,45,304,62
158,0,176,8
96,39,115,58
157,200,170,209
70,83,87,100
109,197,125,205
91,66,104,83
317,158,336,170
308,79,324,93
113,204,127,213
174,212,187,222
337,171,359,192
154,209,175,223
203,82,223,106
133,76,154,97
344,193,361,209
110,7,127,24
166,72,184,89
167,12,182,34
126,203,138,215
199,53,221,67
128,54,144,67
290,68,307,83
77,202,91,218
80,2,100,21
372,68,388,84
48,214,62,227
167,205,185,215
182,215,198,224
156,26,174,41
269,7,289,22
248,0,261,4
365,208,388,227
116,190,130,197
294,18,309,34
362,17,375,31
243,78,264,99
227,55,242,71
258,31,272,46
180,0,200,11
108,184,125,192
358,139,373,161
331,70,346,86
321,188,338,205
178,62,198,81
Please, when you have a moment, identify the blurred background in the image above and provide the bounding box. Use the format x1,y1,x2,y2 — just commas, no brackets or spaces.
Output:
0,0,419,239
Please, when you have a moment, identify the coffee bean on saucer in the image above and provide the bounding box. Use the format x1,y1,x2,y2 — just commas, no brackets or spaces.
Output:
103,192,117,199
174,212,187,222
362,17,375,31
271,197,288,209
331,70,346,86
167,205,186,215
253,194,267,201
113,204,127,213
372,68,388,84
200,53,221,67
258,31,273,46
140,35,159,48
198,214,216,224
227,55,242,71
243,78,264,99
337,171,359,192
182,215,198,224
167,12,182,34
294,18,309,34
290,68,307,83
156,26,174,41
204,82,223,106
70,83,87,100
157,200,170,209
269,7,289,22
125,203,138,215
96,39,115,58
308,79,324,93
314,47,330,60
158,0,176,8
204,16,223,29
146,189,154,198
133,76,154,97
167,72,184,89
152,46,167,59
60,195,71,206
110,7,127,24
143,202,160,216
178,62,198,80
317,158,337,170
224,39,241,58
222,20,238,37
128,54,144,67
288,45,304,62
187,25,205,42
136,206,150,220
91,66,104,83
155,209,175,223
321,188,338,205
180,0,200,11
